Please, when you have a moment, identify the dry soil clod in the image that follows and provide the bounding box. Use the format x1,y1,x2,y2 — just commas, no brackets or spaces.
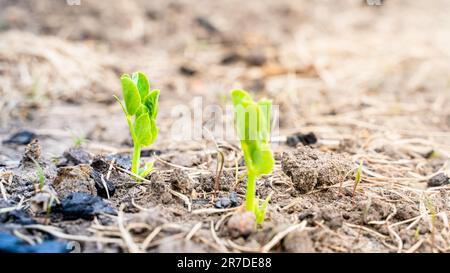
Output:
20,139,41,165
53,165,96,199
227,211,256,238
281,146,353,194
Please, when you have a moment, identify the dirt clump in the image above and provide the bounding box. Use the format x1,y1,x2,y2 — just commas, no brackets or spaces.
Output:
196,170,236,193
169,169,193,195
283,230,315,253
125,209,167,229
281,146,353,194
227,211,256,238
59,148,93,167
148,171,172,204
53,165,96,198
20,139,41,165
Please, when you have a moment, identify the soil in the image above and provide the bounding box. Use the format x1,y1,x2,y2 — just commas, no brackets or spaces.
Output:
0,0,449,253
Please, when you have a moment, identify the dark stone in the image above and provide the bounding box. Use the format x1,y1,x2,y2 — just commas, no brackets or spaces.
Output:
140,149,162,157
2,130,36,145
59,148,92,166
58,192,116,220
192,199,210,206
0,209,36,225
105,154,131,171
179,65,197,77
221,52,241,65
286,132,318,147
229,192,238,207
91,155,109,173
428,173,449,187
220,197,231,208
214,200,223,209
298,210,318,224
70,149,91,164
243,53,267,67
0,232,69,253
90,169,115,198
214,196,233,208
195,16,218,34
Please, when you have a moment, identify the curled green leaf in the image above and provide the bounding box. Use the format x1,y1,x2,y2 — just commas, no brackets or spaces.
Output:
144,89,160,119
132,72,150,100
121,75,141,115
134,114,153,146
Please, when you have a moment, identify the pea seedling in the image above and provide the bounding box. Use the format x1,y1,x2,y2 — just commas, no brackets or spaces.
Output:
114,72,159,177
231,89,274,224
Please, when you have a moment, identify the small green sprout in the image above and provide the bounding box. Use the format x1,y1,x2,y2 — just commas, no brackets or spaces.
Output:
352,160,364,197
114,72,160,177
30,157,45,190
67,129,88,148
231,89,275,225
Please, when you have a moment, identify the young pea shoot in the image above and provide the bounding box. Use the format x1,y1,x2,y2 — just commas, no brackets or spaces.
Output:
30,156,45,190
352,160,364,198
231,89,275,225
114,72,159,178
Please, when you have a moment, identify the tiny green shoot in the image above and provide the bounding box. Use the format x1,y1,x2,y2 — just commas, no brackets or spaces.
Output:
67,129,88,148
352,160,363,198
30,157,45,190
231,89,275,225
115,72,159,178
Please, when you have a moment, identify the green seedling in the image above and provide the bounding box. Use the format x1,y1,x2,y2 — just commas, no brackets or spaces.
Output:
30,157,45,190
231,89,275,225
352,160,364,198
67,129,88,148
114,72,159,177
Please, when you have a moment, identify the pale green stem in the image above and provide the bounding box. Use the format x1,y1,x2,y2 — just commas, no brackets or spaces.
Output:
131,143,141,174
125,114,140,175
245,172,256,212
114,96,142,175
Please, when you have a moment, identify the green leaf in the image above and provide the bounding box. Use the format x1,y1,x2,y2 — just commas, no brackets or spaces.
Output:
231,89,274,177
144,89,160,119
252,146,274,176
256,192,273,224
149,118,158,144
135,104,149,117
231,89,252,107
134,114,153,146
121,75,141,115
257,99,272,141
242,141,274,176
138,161,155,178
132,72,150,100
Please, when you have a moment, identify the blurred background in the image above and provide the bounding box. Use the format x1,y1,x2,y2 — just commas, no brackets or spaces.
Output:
0,0,449,163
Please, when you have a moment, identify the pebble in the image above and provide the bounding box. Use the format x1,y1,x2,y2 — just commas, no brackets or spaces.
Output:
0,232,68,253
428,173,449,187
58,192,116,220
2,130,36,145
